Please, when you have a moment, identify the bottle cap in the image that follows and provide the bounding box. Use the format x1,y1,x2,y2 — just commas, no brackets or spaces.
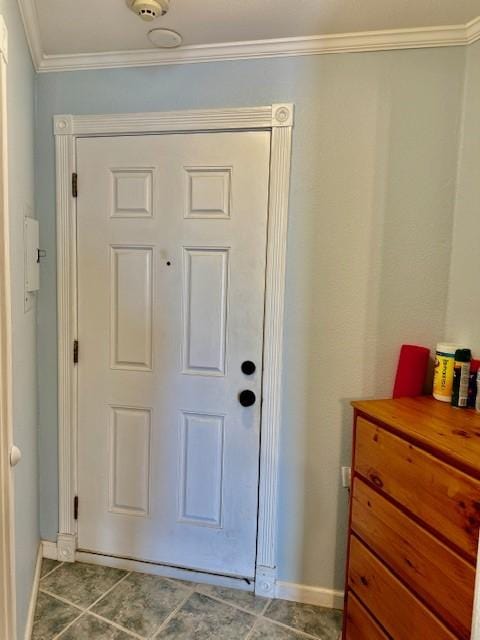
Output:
455,348,472,362
470,359,480,373
436,343,462,355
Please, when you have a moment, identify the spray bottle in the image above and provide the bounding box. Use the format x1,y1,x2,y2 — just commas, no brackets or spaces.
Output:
451,349,471,408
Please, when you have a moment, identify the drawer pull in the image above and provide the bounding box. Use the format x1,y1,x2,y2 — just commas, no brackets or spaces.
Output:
369,473,384,489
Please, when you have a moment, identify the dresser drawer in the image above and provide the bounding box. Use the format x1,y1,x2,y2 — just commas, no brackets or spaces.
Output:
345,592,388,640
348,536,457,640
354,416,480,561
351,477,474,638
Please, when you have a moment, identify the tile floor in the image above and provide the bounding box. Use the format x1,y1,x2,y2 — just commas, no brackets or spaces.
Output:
33,560,343,640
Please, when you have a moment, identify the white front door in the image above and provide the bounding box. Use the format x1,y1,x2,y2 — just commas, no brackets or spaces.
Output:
76,131,271,578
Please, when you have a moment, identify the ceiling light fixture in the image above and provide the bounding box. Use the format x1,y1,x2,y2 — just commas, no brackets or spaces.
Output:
148,28,183,48
128,0,170,22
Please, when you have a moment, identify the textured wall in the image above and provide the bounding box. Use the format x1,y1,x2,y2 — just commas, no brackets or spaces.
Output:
0,1,38,636
36,46,464,591
446,40,480,353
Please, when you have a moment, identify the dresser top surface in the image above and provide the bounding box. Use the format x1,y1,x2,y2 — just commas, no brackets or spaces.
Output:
352,396,480,477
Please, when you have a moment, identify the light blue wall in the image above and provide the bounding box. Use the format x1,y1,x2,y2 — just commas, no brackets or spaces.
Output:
36,47,465,590
0,0,38,636
446,40,480,352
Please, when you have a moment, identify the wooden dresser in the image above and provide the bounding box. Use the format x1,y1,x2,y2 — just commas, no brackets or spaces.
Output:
343,397,480,640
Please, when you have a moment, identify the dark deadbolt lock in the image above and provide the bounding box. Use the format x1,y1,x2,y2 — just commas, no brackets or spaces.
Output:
241,360,256,375
239,390,256,407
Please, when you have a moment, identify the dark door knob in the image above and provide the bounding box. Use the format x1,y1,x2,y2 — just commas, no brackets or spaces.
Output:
241,361,256,375
239,390,256,407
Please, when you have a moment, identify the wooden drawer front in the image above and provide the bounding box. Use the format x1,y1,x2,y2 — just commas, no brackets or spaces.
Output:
351,477,474,638
354,416,480,561
348,536,457,640
345,592,388,640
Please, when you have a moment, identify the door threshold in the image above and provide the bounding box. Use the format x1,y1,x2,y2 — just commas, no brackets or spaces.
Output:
75,549,255,592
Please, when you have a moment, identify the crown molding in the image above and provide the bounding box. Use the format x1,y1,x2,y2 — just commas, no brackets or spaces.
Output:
17,0,42,68
15,0,480,73
36,25,472,73
0,15,7,63
466,16,480,44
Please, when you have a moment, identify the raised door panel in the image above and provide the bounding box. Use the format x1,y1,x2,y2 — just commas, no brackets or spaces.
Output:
178,411,224,528
111,246,153,371
109,406,151,517
111,168,155,218
348,536,457,640
351,478,474,638
354,417,480,561
184,167,232,219
182,248,228,376
345,593,388,640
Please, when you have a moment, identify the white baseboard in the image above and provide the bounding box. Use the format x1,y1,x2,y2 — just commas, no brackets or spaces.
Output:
275,581,344,610
24,544,42,640
41,540,58,561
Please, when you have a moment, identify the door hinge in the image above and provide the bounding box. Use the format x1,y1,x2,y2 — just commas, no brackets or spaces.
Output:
73,340,79,364
74,496,79,520
72,173,78,198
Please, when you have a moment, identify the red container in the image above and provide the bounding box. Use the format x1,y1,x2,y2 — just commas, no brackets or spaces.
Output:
393,344,430,399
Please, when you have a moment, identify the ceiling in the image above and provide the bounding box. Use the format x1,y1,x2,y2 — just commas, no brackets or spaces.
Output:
17,0,480,71
36,0,480,55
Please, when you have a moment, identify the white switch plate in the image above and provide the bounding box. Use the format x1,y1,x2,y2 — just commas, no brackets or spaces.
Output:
341,466,352,489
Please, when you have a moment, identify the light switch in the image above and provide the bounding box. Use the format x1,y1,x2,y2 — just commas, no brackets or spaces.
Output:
24,217,39,292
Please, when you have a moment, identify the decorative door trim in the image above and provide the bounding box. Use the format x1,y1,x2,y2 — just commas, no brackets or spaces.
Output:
54,104,294,595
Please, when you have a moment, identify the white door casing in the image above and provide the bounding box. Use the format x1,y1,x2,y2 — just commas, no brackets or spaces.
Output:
54,104,293,595
76,131,270,577
0,15,16,640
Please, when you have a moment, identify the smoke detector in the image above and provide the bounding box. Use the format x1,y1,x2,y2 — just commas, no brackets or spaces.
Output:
128,0,169,21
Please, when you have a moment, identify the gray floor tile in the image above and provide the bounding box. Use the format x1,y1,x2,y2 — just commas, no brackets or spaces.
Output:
40,562,127,608
196,583,269,614
155,592,254,640
57,614,133,639
264,600,342,639
92,572,191,637
32,592,80,640
40,559,62,579
33,561,344,640
250,619,305,639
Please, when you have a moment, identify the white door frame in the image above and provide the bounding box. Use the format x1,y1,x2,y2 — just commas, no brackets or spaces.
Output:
0,15,16,640
54,104,294,596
